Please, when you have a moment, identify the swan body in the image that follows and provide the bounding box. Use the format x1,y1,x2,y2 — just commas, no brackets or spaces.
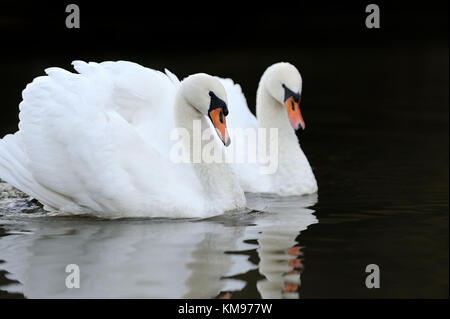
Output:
218,62,318,196
0,61,245,218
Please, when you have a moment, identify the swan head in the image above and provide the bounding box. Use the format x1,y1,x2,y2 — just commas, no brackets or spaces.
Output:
181,73,231,146
262,62,305,131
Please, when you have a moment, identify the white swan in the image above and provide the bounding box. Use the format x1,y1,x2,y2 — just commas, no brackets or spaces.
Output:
217,62,318,196
0,61,245,218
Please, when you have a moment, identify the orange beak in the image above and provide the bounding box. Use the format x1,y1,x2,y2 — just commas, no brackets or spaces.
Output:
208,108,231,146
285,96,305,131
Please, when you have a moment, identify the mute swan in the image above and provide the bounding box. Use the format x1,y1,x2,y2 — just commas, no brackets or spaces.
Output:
218,62,318,196
0,61,245,218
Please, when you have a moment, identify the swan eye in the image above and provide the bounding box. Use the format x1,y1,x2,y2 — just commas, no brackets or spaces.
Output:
282,84,300,103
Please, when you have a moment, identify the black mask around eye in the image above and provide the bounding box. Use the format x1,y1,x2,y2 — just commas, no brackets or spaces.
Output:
208,91,228,116
282,84,300,103
208,91,230,146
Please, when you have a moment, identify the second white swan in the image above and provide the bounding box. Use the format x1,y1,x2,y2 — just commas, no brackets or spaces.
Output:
219,62,318,196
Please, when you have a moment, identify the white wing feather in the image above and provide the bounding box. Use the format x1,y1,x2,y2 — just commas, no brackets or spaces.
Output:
216,77,257,130
0,61,204,217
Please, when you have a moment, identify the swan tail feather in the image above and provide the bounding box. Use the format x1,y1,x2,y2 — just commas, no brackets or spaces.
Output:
0,132,77,212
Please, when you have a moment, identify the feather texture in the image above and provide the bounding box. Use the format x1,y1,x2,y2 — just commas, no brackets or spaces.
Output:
0,61,245,218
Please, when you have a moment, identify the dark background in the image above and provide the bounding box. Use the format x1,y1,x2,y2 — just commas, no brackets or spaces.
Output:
0,0,448,134
0,0,448,298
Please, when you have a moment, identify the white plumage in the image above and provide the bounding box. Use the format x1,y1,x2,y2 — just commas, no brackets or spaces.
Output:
0,60,317,218
217,62,318,196
0,61,245,218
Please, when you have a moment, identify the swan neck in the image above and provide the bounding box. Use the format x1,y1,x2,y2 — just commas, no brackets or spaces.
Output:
173,92,245,209
256,86,297,138
256,84,317,194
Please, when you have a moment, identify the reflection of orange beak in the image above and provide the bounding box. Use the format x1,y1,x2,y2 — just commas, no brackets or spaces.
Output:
209,108,231,146
285,96,305,131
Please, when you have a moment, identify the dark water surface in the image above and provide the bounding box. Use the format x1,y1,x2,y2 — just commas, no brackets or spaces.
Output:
0,17,448,298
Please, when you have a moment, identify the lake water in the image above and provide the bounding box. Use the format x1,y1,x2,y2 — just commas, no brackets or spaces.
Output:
0,45,448,298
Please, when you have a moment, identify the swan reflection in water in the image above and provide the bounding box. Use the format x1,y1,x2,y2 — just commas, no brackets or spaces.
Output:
0,187,318,298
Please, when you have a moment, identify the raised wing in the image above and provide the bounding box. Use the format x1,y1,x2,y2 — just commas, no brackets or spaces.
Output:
0,61,181,216
217,77,258,130
73,60,178,155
